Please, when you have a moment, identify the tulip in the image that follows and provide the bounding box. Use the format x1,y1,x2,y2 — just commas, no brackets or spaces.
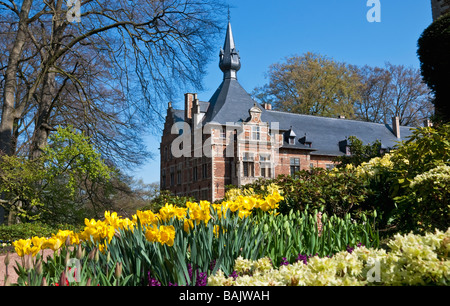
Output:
4,252,10,266
115,262,123,279
76,244,84,260
88,248,96,261
35,259,43,275
59,270,67,286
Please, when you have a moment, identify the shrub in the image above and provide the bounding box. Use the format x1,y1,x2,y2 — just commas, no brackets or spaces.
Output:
0,222,83,242
140,190,196,213
240,167,371,221
356,124,450,234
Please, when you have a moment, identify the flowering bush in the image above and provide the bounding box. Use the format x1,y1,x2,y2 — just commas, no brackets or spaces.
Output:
354,124,450,233
208,228,450,286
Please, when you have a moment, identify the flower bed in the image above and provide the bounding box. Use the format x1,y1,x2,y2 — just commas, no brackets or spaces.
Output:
6,187,444,286
209,229,450,286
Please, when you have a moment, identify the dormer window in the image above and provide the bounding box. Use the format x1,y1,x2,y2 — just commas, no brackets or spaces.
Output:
286,127,296,145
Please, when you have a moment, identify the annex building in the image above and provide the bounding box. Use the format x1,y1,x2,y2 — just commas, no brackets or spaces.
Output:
160,22,414,202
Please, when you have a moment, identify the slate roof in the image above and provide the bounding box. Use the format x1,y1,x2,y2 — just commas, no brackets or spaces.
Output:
203,78,271,124
170,97,413,157
265,110,413,156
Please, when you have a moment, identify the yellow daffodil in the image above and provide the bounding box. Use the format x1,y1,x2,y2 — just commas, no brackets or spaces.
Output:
158,225,175,247
144,225,160,243
184,219,194,233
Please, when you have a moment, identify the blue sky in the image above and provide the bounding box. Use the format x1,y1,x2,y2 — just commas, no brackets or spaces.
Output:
133,0,434,185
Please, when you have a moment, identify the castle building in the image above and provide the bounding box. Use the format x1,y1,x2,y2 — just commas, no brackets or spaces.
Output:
160,22,413,202
431,0,450,21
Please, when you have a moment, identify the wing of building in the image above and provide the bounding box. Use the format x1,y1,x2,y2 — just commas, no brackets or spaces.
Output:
160,22,417,202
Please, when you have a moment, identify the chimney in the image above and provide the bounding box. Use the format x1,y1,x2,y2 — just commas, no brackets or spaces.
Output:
184,93,195,120
262,102,272,110
392,116,400,138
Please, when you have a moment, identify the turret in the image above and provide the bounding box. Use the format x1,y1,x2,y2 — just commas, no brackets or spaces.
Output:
219,22,241,80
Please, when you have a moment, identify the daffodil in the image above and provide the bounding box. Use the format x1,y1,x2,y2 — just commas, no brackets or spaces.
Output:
144,225,159,243
183,219,194,233
158,225,175,247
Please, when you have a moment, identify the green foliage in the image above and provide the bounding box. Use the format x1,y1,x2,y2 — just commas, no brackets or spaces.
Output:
0,126,113,225
0,222,83,242
389,124,450,233
256,208,379,266
43,125,111,196
140,190,196,213
417,13,450,123
243,168,371,221
334,136,383,168
0,156,46,222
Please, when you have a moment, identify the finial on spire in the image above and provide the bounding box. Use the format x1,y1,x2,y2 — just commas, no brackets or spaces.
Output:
219,21,241,80
227,5,230,22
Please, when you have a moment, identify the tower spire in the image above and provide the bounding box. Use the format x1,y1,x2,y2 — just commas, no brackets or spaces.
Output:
219,21,241,80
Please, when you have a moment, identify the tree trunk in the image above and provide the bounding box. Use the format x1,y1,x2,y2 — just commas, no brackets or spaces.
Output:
30,71,56,159
0,0,33,156
0,0,33,225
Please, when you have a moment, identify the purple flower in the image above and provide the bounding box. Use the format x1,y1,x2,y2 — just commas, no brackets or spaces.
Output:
280,257,289,266
296,254,308,265
148,271,161,286
229,270,239,280
187,263,193,280
195,272,208,286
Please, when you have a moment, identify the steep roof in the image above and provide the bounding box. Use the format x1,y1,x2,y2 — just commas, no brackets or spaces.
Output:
204,78,272,124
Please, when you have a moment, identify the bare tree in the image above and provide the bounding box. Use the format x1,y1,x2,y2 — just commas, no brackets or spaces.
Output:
0,0,226,169
355,63,433,127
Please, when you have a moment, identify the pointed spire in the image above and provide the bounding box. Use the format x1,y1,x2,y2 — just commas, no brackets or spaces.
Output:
219,22,241,80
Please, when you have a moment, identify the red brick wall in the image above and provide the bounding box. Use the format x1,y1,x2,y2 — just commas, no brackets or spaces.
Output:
310,155,336,169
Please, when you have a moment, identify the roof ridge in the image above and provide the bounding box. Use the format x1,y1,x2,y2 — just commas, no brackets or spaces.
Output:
265,109,412,128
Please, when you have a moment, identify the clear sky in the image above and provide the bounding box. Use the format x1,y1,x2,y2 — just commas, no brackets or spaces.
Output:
133,0,434,185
